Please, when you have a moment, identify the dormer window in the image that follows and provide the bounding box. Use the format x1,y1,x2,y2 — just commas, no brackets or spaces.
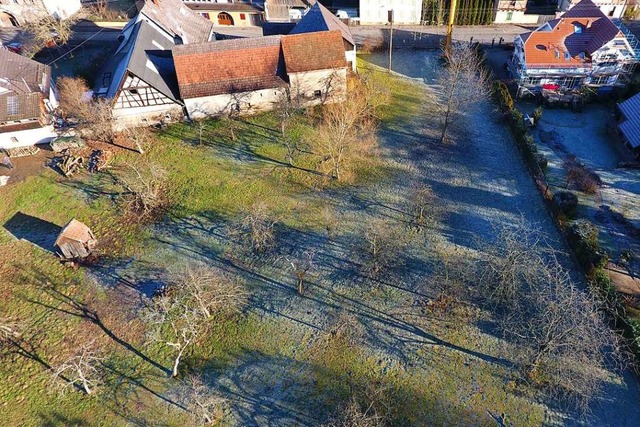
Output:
573,24,583,33
564,52,571,61
579,51,585,60
555,50,560,59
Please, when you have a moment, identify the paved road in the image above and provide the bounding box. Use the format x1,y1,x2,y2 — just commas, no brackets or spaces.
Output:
2,23,533,49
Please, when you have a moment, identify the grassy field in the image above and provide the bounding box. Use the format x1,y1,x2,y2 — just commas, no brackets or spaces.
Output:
0,61,594,426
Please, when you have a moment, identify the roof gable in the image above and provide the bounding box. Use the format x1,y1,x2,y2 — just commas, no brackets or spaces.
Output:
138,0,213,44
281,30,347,73
0,49,50,96
519,0,624,67
290,2,355,47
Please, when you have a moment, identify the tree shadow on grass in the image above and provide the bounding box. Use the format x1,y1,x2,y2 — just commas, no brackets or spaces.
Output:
21,274,170,376
3,211,62,253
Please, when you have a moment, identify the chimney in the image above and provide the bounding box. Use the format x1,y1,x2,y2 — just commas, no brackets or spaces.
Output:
586,20,592,28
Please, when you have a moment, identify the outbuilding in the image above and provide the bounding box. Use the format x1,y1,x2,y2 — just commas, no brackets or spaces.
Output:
54,219,97,260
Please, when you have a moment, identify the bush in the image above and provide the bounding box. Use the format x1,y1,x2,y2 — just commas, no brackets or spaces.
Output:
565,159,600,194
566,220,607,269
532,106,543,123
494,81,514,112
552,191,578,218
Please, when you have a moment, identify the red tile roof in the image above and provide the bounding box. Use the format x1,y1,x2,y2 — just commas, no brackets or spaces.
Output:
281,30,347,73
173,36,286,99
173,31,348,99
520,0,621,68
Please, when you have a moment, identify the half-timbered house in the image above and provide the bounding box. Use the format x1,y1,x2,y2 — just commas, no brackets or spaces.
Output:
96,0,214,129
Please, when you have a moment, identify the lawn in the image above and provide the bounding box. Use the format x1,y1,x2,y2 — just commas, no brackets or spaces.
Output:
2,57,633,426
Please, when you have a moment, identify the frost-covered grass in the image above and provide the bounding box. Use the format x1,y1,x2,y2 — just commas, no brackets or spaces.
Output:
3,55,637,426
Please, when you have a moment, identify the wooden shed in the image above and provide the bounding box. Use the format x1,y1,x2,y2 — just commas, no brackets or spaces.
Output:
54,219,97,260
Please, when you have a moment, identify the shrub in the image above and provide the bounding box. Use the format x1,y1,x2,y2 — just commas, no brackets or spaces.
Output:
532,106,543,123
552,191,578,218
565,159,600,194
494,81,514,112
566,220,607,269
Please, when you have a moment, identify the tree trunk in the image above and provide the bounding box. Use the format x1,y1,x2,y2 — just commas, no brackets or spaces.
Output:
172,347,185,378
440,106,452,143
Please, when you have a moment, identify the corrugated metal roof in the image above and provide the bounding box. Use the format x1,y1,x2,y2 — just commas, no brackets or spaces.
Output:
618,93,640,148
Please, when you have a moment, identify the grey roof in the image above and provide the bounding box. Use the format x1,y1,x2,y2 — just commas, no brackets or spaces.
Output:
564,0,604,18
290,2,354,47
618,93,640,148
138,0,213,44
0,49,50,96
96,19,180,101
173,34,282,56
266,0,310,21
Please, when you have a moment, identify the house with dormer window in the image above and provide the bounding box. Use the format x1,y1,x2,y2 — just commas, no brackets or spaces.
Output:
511,0,640,97
96,0,214,129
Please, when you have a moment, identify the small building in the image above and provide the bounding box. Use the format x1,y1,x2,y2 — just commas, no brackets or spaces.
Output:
359,0,422,25
281,30,348,104
493,0,539,24
290,2,356,72
511,0,640,97
0,0,81,27
96,0,215,129
173,35,289,118
617,93,640,156
54,219,97,260
173,29,348,118
559,0,628,19
0,49,58,150
184,1,264,27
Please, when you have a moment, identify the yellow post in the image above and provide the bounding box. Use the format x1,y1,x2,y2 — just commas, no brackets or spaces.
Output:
445,0,457,53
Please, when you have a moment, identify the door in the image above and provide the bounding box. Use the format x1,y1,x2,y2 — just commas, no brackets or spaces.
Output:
217,12,234,26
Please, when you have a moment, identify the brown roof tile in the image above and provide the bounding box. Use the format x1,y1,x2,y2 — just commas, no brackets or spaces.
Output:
281,30,347,73
173,36,285,99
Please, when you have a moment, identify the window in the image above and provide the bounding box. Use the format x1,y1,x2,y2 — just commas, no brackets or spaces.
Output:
554,50,560,59
579,51,585,60
574,24,583,33
506,11,513,21
6,96,18,116
129,89,139,95
591,75,609,85
564,52,570,61
201,12,210,20
240,13,246,20
314,90,322,98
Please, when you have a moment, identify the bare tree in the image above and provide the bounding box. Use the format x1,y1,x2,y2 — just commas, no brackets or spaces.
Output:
146,265,247,377
51,341,104,395
230,203,277,254
501,264,622,413
179,375,226,425
308,76,387,182
123,126,154,154
57,77,115,143
172,264,248,319
324,398,384,427
436,43,490,143
22,9,76,57
477,219,548,308
286,250,316,294
115,161,169,220
358,219,406,276
145,291,206,378
408,183,442,230
0,318,21,349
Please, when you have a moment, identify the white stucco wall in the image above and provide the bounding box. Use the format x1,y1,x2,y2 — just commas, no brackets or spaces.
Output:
112,104,184,130
184,87,288,119
41,0,81,20
494,11,539,24
346,48,357,72
0,124,56,150
359,0,422,25
288,68,348,107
